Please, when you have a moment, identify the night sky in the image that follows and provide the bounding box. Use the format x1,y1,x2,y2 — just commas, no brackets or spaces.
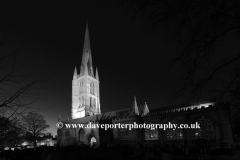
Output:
0,0,218,136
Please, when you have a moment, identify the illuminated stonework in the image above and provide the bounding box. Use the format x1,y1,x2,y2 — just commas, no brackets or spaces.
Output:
71,23,100,119
58,24,233,149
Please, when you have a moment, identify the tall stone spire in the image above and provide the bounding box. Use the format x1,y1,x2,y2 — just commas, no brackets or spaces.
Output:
81,23,93,76
83,22,90,49
72,23,100,119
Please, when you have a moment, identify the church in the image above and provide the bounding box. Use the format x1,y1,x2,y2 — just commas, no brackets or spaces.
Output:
57,24,234,150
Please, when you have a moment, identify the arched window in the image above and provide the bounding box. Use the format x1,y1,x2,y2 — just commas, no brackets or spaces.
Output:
145,123,158,140
92,98,95,108
90,97,95,108
90,82,94,95
90,97,92,107
118,128,129,140
80,81,83,93
65,130,70,137
79,129,85,142
166,119,183,140
92,83,94,94
195,116,215,139
90,97,93,107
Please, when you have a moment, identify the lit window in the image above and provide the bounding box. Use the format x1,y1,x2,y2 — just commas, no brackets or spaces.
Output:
145,124,158,140
195,116,215,139
166,119,183,140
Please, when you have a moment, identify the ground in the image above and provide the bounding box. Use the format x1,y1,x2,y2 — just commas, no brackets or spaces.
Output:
0,146,240,160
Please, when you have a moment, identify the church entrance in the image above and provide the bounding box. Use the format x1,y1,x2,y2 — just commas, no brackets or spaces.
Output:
90,136,97,147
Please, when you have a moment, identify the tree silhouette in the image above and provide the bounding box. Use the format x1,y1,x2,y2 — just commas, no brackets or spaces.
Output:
0,116,26,149
22,112,49,148
0,34,48,147
0,38,43,125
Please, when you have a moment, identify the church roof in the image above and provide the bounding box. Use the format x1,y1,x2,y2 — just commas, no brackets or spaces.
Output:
146,102,214,116
66,104,148,124
66,102,215,124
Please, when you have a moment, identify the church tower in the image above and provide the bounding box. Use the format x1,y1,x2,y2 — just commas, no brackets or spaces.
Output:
71,23,101,119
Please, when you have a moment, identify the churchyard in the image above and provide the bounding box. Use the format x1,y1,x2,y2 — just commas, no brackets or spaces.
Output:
0,144,240,160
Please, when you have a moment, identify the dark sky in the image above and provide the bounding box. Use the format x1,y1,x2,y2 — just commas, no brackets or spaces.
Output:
0,0,216,136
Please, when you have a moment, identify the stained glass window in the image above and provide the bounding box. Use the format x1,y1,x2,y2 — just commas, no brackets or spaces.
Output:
145,124,158,140
79,129,85,142
166,119,183,140
195,116,215,139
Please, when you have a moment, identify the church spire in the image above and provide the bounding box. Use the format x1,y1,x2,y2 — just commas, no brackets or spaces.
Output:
72,23,101,119
81,23,93,76
83,22,91,49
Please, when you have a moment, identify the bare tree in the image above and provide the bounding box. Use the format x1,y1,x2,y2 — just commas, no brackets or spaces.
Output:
123,0,240,119
0,34,50,150
0,34,47,129
22,112,49,148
